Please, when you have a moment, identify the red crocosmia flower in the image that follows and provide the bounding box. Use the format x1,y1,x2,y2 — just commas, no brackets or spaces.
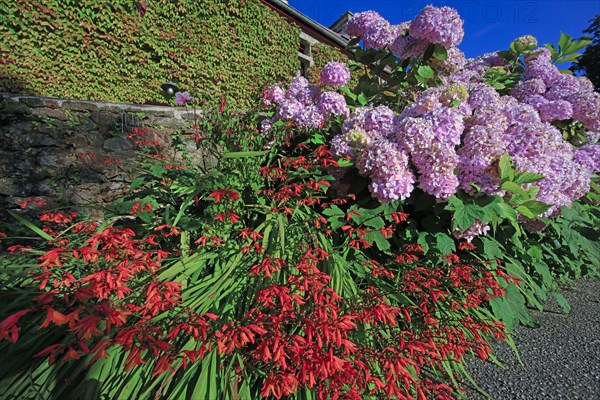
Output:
391,212,409,223
71,315,102,340
62,347,81,361
34,344,65,365
40,307,71,328
20,198,47,208
227,211,240,224
208,188,240,203
40,211,76,225
458,241,476,251
405,243,424,253
214,213,226,222
0,309,31,342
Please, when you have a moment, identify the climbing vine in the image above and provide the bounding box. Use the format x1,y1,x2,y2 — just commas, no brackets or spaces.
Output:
0,0,301,109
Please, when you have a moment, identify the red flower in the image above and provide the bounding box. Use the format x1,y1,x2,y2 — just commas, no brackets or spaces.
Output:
208,188,240,203
0,309,31,342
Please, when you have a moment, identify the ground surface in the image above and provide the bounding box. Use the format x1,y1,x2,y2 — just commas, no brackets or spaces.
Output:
467,279,600,400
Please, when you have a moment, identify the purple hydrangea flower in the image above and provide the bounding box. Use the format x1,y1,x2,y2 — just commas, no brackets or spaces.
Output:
356,139,415,202
389,35,429,59
430,47,466,73
577,76,595,93
511,79,546,101
320,61,351,88
524,47,552,68
293,105,326,128
275,98,303,120
453,220,490,242
316,91,350,117
330,134,354,158
363,18,395,49
262,85,285,106
175,91,193,106
467,83,501,110
544,74,579,101
568,91,600,130
538,100,573,122
573,145,600,172
364,105,396,135
458,124,506,195
523,63,562,86
260,118,274,136
409,5,464,47
346,11,382,37
286,76,310,99
293,85,321,105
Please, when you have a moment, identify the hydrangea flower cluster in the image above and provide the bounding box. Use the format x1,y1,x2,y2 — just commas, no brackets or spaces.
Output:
356,140,415,202
512,47,600,129
261,74,350,132
327,38,597,236
298,6,598,238
320,62,351,88
347,5,464,58
409,5,464,47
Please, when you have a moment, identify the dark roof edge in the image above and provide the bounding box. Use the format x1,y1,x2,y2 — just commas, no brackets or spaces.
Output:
262,0,349,48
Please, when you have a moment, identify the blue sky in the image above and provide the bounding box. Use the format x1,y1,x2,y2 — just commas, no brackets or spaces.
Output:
288,1,599,61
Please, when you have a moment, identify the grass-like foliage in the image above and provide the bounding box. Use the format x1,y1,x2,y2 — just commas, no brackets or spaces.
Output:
1,4,599,400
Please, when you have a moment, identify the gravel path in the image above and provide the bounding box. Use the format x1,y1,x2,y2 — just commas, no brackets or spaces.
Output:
467,279,600,400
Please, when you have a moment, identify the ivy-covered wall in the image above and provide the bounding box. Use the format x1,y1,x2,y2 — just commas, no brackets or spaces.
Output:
0,0,300,109
308,42,359,87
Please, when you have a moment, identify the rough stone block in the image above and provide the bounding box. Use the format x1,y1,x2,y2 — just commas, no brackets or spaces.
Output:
20,97,46,108
63,101,99,112
103,137,133,152
91,111,120,126
32,107,69,121
151,117,187,129
1,101,31,116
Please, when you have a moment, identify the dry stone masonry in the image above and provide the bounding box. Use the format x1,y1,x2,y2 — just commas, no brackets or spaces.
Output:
0,94,209,214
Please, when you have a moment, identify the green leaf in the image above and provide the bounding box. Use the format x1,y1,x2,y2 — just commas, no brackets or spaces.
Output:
513,172,544,185
551,292,571,314
8,210,54,241
519,200,552,216
515,205,537,219
336,158,354,167
501,181,529,197
490,284,536,331
222,150,268,158
357,92,368,106
499,153,514,181
557,32,571,50
432,44,448,60
364,217,385,229
481,237,504,259
435,233,456,255
366,230,390,252
417,65,434,79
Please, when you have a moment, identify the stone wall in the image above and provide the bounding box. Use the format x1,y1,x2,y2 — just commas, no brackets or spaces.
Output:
0,94,207,215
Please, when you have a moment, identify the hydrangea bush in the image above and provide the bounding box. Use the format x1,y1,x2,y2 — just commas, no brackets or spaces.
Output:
1,4,599,400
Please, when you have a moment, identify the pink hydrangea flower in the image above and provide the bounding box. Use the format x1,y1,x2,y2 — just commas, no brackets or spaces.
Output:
409,5,464,47
346,11,382,37
320,61,351,88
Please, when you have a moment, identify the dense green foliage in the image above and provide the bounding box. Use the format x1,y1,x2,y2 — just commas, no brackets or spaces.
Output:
570,14,600,90
0,0,300,108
